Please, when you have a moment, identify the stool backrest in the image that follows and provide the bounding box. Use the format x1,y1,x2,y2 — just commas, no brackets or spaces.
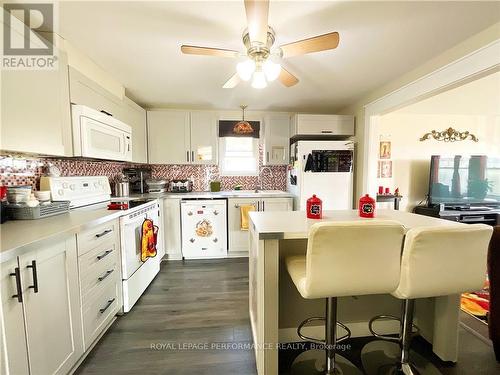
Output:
393,224,493,299
305,220,405,298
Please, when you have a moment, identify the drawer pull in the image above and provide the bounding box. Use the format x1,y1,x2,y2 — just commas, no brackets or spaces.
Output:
27,260,39,293
98,269,114,282
97,250,113,261
95,229,112,238
99,298,116,314
10,267,23,303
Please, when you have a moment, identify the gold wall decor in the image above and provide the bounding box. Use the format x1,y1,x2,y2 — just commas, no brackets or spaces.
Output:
419,127,478,142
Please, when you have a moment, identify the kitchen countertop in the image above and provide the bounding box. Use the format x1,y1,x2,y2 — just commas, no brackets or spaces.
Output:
0,190,292,262
131,190,294,200
249,209,464,239
0,207,124,262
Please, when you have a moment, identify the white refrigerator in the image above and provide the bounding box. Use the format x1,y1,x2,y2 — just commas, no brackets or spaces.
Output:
287,140,354,210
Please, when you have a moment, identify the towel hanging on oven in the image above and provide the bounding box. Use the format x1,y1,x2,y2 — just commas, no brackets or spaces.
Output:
141,218,158,262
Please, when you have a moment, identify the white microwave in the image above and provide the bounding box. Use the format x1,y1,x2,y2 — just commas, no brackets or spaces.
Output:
71,104,132,161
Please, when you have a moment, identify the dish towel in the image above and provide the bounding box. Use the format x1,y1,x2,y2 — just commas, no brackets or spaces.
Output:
141,218,158,262
240,204,256,231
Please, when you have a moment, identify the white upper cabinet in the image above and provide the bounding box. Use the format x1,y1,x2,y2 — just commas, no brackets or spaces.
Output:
290,114,354,137
1,40,72,156
190,112,217,165
263,114,290,166
69,66,123,119
147,110,191,164
120,97,148,163
147,110,217,165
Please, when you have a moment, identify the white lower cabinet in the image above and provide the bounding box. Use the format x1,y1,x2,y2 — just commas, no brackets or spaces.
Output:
0,236,84,375
228,197,293,255
161,198,183,259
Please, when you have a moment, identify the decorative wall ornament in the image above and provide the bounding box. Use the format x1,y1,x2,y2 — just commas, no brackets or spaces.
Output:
419,127,478,142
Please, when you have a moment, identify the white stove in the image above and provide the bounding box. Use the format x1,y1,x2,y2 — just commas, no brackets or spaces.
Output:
40,176,164,313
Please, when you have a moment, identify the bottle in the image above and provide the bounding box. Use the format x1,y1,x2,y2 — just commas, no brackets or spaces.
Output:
359,194,376,218
306,194,322,219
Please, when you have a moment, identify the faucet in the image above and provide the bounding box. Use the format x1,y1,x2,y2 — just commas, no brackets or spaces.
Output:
256,166,273,192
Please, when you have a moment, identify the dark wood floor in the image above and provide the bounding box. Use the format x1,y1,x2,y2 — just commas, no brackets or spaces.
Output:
76,258,500,375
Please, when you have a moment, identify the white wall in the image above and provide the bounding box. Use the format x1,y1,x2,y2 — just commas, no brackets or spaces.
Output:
338,22,500,202
375,72,500,211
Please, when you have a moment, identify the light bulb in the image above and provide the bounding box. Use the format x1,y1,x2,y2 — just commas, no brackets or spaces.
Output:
263,60,281,81
251,70,267,89
236,59,256,81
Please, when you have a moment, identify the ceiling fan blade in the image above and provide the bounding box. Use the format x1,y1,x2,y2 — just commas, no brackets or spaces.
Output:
280,32,339,58
181,45,239,58
223,73,241,89
279,67,299,87
244,0,269,44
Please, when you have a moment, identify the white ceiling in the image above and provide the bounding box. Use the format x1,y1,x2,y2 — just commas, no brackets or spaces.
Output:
58,1,500,112
392,71,500,116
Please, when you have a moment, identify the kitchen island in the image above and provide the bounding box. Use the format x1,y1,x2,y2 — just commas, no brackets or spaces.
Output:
248,209,466,375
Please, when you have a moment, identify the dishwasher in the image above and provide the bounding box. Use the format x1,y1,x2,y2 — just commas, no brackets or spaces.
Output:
180,199,228,259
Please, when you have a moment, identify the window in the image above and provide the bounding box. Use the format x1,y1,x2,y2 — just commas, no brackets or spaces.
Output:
219,137,259,176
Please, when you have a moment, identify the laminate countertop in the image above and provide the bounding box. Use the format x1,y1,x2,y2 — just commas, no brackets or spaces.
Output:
0,206,123,262
249,209,464,239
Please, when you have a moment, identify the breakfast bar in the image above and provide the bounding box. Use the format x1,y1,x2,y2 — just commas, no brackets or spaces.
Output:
248,209,467,375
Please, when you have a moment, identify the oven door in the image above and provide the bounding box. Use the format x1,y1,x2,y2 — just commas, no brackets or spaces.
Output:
120,205,160,279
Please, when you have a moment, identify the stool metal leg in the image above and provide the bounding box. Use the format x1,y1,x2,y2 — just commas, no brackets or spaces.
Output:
361,299,442,375
291,297,362,375
326,297,337,374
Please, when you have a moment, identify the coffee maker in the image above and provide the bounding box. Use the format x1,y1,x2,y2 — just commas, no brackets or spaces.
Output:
122,167,152,194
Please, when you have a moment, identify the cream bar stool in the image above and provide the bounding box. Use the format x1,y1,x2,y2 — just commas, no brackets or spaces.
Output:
362,224,493,375
286,220,406,375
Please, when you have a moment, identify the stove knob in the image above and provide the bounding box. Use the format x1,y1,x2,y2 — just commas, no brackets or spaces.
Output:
94,182,99,188
58,189,64,196
62,183,68,189
69,184,76,191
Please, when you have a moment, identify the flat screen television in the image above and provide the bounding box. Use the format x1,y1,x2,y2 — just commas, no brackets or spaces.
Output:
428,155,500,207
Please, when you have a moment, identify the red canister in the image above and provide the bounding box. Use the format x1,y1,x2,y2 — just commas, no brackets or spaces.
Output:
359,194,376,218
306,194,323,219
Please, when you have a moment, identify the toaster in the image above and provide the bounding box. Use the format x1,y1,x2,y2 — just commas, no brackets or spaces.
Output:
168,179,193,193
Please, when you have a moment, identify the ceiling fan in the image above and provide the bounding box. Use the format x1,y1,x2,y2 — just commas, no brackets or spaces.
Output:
180,0,340,89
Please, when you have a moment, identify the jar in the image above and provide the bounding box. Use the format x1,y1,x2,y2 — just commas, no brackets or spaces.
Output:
306,194,322,219
359,194,376,218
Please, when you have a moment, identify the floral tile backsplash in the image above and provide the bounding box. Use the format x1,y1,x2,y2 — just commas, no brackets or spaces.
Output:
0,147,287,192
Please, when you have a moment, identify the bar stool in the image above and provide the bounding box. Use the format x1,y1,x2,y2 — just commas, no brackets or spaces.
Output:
286,220,406,375
362,224,493,375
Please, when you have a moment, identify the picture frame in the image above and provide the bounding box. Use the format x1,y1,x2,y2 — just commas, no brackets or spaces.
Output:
378,160,393,178
379,141,391,159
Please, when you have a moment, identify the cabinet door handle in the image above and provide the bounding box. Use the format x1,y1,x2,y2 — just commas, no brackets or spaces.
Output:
98,269,114,282
27,260,38,293
97,249,113,261
321,130,333,134
266,151,269,163
95,229,112,238
100,110,113,117
10,267,23,303
261,201,265,211
191,151,194,162
186,151,190,162
99,298,116,314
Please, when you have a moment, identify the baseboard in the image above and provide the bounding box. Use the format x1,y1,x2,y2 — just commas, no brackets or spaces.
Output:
279,320,400,343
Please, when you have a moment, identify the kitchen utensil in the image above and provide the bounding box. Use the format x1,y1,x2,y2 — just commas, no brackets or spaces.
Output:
146,179,168,193
34,190,51,202
115,182,130,197
0,186,7,200
168,179,193,193
107,202,129,210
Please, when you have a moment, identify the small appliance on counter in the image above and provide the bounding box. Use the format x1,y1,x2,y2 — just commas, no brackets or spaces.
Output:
113,173,130,197
146,179,168,194
123,167,151,194
168,179,193,193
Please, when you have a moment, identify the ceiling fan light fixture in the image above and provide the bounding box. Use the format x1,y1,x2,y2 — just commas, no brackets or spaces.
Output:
251,69,267,89
236,59,256,81
263,60,281,81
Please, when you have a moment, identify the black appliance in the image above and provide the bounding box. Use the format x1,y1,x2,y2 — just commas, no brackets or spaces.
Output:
428,155,500,208
305,150,353,172
122,167,152,194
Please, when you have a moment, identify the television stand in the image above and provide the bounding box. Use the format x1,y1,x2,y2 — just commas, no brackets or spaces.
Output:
414,205,500,225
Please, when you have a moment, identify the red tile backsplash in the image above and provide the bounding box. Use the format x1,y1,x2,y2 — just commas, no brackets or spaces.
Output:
0,146,287,192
